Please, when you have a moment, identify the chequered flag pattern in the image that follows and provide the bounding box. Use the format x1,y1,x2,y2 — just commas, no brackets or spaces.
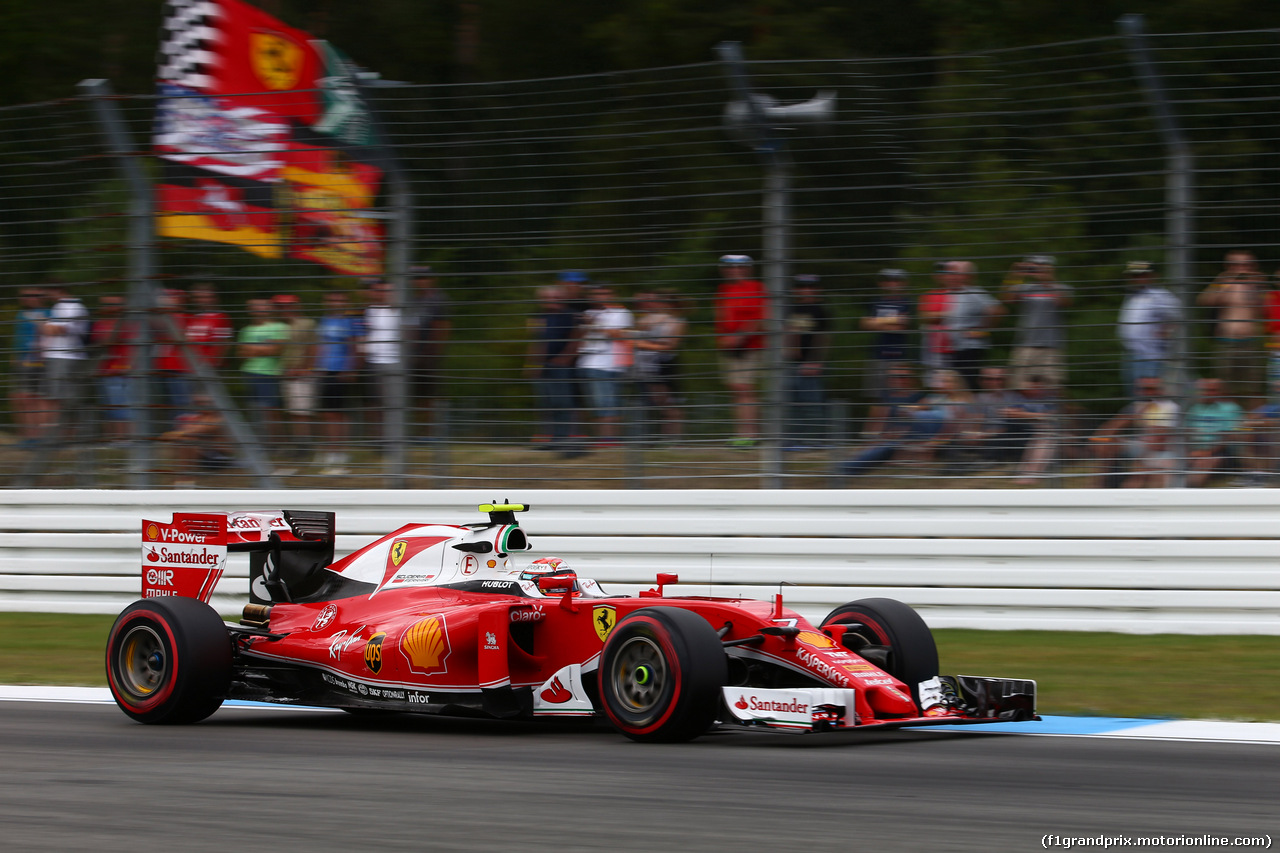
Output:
155,0,220,90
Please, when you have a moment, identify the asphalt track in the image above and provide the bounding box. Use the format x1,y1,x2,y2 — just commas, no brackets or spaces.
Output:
1,701,1276,852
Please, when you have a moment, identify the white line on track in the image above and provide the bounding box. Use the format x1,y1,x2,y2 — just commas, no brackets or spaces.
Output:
0,685,338,712
5,686,1280,742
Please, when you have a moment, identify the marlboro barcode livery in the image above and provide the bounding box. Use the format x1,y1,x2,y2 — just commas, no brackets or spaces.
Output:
107,503,1037,741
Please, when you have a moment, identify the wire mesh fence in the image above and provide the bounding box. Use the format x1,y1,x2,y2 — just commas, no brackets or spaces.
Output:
2,30,1280,489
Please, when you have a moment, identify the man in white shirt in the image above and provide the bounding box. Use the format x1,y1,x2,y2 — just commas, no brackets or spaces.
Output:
40,282,90,444
1118,261,1182,399
576,285,633,445
362,279,401,437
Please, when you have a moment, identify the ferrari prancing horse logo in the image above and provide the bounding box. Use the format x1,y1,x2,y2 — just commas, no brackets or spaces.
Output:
250,31,304,91
593,605,617,643
390,540,408,567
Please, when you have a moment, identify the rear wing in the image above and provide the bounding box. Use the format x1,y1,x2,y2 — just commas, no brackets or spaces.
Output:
142,510,336,603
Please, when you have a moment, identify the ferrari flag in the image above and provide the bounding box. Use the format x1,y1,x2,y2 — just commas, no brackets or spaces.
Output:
154,0,384,273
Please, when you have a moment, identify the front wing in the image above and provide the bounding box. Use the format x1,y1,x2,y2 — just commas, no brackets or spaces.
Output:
720,675,1038,734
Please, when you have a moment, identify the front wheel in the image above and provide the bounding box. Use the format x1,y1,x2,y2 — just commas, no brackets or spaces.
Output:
821,597,938,703
599,608,726,742
106,597,232,724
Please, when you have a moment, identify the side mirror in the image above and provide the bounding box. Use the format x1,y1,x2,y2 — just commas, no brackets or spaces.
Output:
536,574,577,595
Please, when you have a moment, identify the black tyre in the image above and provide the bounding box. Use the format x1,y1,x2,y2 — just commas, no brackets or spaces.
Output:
820,597,939,702
105,597,232,724
599,607,727,743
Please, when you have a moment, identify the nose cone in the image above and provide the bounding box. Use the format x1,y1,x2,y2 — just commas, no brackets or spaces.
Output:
867,684,917,717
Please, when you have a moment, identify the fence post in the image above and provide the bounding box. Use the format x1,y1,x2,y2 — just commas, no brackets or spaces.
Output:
358,79,411,489
433,398,451,489
827,397,848,488
77,79,154,488
77,79,280,489
1118,14,1195,489
716,42,787,489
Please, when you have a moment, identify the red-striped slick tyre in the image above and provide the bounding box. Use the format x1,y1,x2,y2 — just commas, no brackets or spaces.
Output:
820,597,938,704
105,597,232,724
599,607,726,743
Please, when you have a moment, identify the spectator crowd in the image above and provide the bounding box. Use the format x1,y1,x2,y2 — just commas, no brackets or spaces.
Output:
9,249,1280,487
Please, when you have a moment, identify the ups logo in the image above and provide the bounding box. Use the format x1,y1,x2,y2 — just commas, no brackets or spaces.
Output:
364,632,386,674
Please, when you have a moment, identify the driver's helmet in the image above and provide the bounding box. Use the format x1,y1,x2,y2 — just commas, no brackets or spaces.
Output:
520,557,574,581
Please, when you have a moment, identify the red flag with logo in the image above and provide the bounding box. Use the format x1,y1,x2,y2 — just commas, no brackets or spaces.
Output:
154,0,383,274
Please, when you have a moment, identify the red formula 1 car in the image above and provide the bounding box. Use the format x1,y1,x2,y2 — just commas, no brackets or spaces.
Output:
108,503,1037,741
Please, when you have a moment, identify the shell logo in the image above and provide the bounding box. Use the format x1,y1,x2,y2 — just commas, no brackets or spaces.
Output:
146,523,160,541
797,631,836,650
400,615,451,675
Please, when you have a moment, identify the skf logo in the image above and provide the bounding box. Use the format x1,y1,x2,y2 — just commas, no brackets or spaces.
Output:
400,615,451,675
593,605,617,643
145,523,160,541
364,632,386,674
390,540,408,567
250,31,304,91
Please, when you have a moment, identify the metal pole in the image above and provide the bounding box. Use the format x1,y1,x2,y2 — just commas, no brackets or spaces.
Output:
1118,14,1195,488
761,163,789,485
78,79,153,488
716,41,785,489
80,79,280,488
360,80,411,488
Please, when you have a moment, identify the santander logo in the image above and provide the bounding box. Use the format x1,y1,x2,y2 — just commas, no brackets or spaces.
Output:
540,677,572,704
736,694,810,714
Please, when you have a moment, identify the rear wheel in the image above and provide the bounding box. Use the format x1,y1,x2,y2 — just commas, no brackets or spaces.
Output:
106,597,232,724
599,608,726,742
821,598,938,702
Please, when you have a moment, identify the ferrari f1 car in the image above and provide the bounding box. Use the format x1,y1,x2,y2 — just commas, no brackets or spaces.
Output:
108,503,1037,741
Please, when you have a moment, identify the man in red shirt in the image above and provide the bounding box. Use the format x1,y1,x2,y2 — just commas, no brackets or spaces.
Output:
153,288,191,422
91,293,134,441
918,262,953,379
185,282,234,371
715,254,768,447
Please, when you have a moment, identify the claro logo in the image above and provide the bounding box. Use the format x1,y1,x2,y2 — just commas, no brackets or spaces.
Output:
510,606,546,623
229,516,286,530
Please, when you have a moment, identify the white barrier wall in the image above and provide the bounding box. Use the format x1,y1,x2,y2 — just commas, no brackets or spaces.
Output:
3,489,1279,634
